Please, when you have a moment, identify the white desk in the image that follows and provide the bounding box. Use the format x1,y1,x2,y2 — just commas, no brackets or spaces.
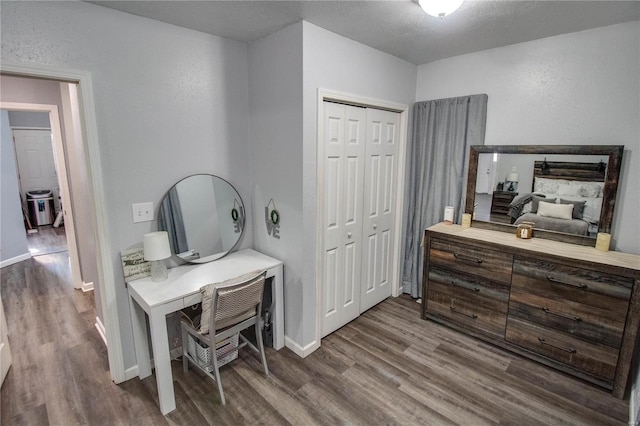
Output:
128,248,284,415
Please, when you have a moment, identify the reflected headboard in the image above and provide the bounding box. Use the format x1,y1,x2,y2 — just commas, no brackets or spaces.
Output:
532,160,606,191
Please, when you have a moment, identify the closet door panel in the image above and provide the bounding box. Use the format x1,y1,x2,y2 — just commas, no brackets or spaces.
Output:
361,109,400,311
322,102,366,336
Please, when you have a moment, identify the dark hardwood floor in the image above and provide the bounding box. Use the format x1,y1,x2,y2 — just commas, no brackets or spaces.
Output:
1,250,629,425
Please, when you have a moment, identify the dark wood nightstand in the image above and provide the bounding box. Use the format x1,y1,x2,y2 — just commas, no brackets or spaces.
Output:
490,191,517,223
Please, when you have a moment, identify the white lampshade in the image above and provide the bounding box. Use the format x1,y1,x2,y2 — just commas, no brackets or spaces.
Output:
418,0,464,18
506,172,519,182
144,231,171,261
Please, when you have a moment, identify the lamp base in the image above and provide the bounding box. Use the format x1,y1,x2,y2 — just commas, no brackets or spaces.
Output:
150,260,168,282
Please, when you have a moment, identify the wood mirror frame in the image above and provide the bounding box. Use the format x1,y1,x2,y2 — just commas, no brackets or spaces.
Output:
465,145,624,246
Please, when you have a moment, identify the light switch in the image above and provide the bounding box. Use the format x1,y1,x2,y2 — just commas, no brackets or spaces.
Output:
132,202,154,223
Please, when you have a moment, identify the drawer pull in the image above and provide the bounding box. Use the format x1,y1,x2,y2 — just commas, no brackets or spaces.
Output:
451,280,480,292
547,275,587,289
453,253,483,264
450,306,478,319
538,338,576,354
542,307,581,322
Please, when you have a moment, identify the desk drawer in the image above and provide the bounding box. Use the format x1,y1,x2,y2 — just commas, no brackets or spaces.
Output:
505,317,619,381
183,293,202,308
429,238,513,285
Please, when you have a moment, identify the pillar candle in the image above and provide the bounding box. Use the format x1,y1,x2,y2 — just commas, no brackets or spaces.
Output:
595,233,611,252
461,213,472,228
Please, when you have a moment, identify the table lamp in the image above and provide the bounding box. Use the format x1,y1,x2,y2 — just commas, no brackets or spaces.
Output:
144,231,171,282
506,167,519,192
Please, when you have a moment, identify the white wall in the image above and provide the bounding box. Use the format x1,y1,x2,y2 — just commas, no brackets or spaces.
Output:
1,1,251,370
248,23,305,344
0,111,29,264
416,21,640,254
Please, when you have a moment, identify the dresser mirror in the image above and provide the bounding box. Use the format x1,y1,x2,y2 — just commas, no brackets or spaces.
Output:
465,145,623,245
158,174,245,263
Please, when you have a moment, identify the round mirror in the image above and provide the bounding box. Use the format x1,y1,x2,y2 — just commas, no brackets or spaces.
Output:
157,174,245,263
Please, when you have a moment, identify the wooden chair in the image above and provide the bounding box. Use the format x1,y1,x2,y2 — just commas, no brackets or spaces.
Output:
181,270,269,405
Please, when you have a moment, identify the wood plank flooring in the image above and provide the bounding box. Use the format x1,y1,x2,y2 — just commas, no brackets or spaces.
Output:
26,224,67,257
1,251,629,425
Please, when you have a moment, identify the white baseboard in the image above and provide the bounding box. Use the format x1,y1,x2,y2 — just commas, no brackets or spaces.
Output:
0,252,31,268
81,281,94,292
95,316,107,347
123,365,139,382
285,336,320,358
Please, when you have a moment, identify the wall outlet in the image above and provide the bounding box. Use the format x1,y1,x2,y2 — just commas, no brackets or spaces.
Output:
132,202,154,223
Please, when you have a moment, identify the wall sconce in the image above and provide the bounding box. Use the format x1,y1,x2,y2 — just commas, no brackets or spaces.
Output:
506,167,519,192
144,231,171,282
598,160,606,173
541,157,550,174
418,0,464,18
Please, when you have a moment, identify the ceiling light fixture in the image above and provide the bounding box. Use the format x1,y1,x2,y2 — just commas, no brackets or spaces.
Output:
418,0,464,18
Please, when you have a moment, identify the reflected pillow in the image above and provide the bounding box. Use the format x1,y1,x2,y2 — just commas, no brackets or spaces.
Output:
560,199,586,219
580,182,603,198
531,196,556,214
538,201,573,220
557,184,582,197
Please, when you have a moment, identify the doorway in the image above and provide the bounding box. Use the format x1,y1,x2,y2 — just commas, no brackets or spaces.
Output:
1,103,82,289
11,125,67,256
1,62,126,384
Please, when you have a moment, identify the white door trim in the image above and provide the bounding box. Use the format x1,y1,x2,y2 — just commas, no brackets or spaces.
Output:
315,88,409,346
1,61,124,383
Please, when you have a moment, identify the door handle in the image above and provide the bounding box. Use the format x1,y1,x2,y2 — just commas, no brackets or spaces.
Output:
347,232,352,239
373,224,377,230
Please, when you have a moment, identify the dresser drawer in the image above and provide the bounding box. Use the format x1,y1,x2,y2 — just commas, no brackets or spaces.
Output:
429,238,514,285
428,265,509,306
505,317,619,381
426,268,509,339
511,257,631,348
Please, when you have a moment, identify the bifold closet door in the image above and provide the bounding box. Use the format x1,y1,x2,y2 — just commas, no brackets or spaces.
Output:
321,103,401,337
360,108,399,312
321,102,367,337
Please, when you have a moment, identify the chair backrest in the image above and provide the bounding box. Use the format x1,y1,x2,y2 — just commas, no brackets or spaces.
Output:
199,270,266,335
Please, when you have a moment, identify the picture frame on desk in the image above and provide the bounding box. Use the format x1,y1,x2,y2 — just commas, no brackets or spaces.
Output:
120,247,151,282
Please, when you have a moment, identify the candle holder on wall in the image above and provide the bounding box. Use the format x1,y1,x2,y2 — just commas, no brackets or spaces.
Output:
265,198,280,239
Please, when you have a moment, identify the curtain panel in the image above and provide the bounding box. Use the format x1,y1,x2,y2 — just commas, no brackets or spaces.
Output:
402,94,488,298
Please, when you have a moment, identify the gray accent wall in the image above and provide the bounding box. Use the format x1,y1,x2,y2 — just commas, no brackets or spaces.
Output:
0,111,29,264
415,22,640,255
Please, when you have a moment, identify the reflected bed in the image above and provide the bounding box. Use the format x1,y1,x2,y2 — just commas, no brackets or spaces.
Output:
508,161,605,236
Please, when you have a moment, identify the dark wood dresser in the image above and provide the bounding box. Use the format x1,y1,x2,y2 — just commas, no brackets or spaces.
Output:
490,191,518,222
422,223,640,398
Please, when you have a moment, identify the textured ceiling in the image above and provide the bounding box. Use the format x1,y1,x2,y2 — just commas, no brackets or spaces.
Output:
90,1,640,65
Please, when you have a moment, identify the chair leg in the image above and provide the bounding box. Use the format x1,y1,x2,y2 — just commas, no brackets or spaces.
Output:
255,321,269,376
181,326,189,373
211,348,225,405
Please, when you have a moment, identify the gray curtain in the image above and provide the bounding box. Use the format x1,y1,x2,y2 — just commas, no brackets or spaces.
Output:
158,187,188,255
402,94,488,298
